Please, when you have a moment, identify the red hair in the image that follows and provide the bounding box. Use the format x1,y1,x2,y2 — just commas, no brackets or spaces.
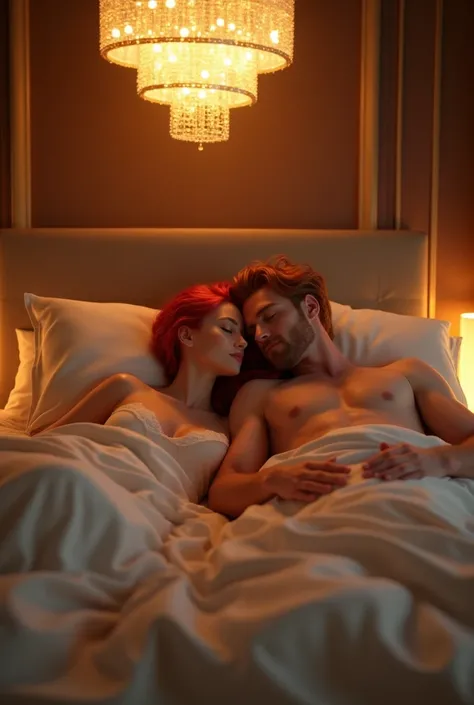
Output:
151,282,231,382
151,281,279,417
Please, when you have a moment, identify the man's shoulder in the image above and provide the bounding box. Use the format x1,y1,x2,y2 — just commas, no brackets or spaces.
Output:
229,377,279,417
236,377,281,401
228,377,279,429
384,357,433,375
383,357,442,389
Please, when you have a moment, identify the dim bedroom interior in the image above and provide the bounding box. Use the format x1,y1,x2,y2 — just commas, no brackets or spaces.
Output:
0,1,474,704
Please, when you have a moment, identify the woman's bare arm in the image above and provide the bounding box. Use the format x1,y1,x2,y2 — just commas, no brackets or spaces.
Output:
31,373,144,435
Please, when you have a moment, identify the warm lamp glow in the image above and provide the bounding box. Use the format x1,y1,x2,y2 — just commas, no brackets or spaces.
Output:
460,313,474,411
99,0,295,145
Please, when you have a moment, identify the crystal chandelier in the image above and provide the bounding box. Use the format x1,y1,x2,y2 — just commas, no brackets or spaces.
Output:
99,0,295,147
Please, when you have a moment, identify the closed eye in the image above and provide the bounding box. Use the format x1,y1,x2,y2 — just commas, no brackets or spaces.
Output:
221,327,234,334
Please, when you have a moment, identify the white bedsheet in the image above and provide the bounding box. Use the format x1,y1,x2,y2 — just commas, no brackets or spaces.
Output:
0,422,474,705
0,411,27,437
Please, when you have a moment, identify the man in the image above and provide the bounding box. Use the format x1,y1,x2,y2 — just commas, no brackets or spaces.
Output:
208,256,474,518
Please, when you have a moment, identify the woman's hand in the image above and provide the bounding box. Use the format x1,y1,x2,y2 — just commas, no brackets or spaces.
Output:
262,457,351,502
362,442,451,481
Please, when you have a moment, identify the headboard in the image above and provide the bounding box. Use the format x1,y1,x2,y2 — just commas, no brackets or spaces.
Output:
0,228,428,406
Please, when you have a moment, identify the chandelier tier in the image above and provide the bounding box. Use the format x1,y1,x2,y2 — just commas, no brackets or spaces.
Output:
100,0,295,145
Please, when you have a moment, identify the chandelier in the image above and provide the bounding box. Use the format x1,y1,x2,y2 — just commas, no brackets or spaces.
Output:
99,0,295,147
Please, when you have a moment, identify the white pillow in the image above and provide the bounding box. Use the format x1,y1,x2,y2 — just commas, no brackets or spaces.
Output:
23,293,466,434
25,293,166,434
449,336,462,374
2,329,35,429
330,302,466,404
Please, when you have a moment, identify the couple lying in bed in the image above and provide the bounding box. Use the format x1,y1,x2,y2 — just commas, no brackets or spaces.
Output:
32,255,474,517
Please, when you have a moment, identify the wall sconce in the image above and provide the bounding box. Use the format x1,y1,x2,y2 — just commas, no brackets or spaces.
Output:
460,313,474,411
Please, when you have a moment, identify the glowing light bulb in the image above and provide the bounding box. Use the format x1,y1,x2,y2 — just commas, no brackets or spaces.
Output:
101,0,296,146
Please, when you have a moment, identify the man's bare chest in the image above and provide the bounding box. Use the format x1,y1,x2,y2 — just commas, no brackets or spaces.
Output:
264,367,416,428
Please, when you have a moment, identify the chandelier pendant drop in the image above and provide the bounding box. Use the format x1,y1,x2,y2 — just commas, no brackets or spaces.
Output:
100,0,295,146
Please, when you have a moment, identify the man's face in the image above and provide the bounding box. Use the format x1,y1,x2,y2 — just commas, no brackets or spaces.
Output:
243,288,316,370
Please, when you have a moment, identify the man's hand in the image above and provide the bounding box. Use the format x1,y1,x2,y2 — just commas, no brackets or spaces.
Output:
362,442,451,481
262,458,351,502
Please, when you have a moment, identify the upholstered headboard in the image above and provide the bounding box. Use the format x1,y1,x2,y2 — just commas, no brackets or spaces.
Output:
0,228,428,406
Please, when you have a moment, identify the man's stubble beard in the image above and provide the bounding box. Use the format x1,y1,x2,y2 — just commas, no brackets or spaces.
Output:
265,311,315,371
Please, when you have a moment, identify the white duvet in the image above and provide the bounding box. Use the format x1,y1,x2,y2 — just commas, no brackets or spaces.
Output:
0,421,474,705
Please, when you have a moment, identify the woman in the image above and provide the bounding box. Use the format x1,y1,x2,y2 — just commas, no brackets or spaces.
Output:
33,282,247,482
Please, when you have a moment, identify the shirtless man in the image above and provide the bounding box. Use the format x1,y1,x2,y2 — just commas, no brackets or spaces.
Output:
208,256,474,518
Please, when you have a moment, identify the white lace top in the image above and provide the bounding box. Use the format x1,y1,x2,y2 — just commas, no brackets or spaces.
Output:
105,403,229,498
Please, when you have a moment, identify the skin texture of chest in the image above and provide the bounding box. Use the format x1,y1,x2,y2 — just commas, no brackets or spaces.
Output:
264,366,417,433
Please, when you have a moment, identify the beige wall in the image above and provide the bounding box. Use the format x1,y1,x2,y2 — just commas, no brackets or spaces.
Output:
21,0,474,329
395,0,474,334
0,0,10,228
436,0,474,332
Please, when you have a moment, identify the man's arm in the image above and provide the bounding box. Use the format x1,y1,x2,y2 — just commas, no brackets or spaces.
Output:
208,379,352,517
404,358,474,477
207,380,275,518
365,358,474,479
31,373,144,435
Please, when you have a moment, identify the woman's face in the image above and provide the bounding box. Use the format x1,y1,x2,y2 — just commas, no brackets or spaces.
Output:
184,302,247,377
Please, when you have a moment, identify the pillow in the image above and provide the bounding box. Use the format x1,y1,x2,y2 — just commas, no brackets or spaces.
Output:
449,336,462,374
24,292,466,434
25,293,166,434
2,329,35,429
330,302,466,404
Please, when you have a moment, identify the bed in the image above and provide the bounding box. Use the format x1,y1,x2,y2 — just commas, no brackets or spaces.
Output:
0,227,473,705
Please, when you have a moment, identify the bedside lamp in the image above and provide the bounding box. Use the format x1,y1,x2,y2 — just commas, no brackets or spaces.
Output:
460,313,474,411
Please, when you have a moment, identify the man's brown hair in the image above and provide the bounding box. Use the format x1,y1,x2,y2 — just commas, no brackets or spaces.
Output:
231,255,334,339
